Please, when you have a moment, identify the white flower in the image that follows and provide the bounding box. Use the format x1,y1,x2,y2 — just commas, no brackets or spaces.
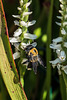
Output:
21,42,30,49
20,0,23,6
12,15,20,19
62,65,67,74
60,4,64,10
55,22,61,26
13,43,20,50
13,52,20,60
49,58,61,68
25,0,32,9
23,12,32,16
14,20,36,27
59,10,63,15
20,20,36,27
58,51,66,62
64,15,67,19
66,8,67,12
57,64,61,75
24,33,37,40
59,0,65,4
50,0,67,75
9,37,21,43
31,42,37,47
13,28,22,37
50,44,61,50
20,21,27,27
56,49,61,56
57,16,62,19
63,22,67,26
14,20,19,26
17,7,21,11
52,37,63,44
61,28,66,35
21,42,37,49
21,58,29,66
64,42,67,48
56,50,66,62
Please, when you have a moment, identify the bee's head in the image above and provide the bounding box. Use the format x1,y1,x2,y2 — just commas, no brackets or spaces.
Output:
24,45,38,56
28,48,38,56
24,45,33,53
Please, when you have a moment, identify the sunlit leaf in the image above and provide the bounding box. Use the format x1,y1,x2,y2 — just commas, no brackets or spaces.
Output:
42,91,47,100
42,34,47,43
34,27,41,39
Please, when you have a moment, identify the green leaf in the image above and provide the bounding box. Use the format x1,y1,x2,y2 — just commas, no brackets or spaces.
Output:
45,0,54,99
0,0,27,100
62,72,67,87
60,72,67,100
60,75,66,100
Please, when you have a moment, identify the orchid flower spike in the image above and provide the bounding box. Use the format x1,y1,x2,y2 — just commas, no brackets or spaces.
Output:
9,0,45,74
50,0,67,75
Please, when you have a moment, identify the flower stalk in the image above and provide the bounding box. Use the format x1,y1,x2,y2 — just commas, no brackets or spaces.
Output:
9,0,37,85
10,0,37,63
50,0,67,99
50,0,67,75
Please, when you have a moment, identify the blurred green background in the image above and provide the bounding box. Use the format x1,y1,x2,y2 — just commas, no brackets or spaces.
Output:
0,0,64,100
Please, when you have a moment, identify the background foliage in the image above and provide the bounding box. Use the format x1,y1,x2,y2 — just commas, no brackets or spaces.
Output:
0,0,65,100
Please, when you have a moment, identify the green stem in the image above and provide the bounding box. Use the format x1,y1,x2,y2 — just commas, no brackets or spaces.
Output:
40,0,54,100
46,0,54,99
66,87,67,100
62,72,67,100
60,75,66,100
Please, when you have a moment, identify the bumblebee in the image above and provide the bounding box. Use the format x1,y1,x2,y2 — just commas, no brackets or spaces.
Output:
22,44,45,74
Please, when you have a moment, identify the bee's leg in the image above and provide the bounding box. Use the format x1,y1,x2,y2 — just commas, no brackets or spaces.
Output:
32,62,38,74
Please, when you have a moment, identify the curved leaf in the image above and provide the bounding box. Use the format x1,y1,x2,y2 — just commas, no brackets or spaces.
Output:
0,0,27,100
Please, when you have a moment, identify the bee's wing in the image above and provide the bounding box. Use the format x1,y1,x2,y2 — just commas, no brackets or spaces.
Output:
32,62,38,74
38,55,45,67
